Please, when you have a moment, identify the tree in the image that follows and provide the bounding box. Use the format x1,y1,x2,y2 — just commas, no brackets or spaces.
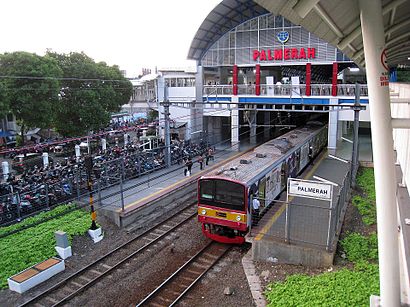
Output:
47,52,133,137
0,52,62,145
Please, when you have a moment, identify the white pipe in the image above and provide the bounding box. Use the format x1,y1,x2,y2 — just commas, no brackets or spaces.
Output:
359,0,401,306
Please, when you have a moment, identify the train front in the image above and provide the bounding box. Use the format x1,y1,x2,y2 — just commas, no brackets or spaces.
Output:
197,177,249,244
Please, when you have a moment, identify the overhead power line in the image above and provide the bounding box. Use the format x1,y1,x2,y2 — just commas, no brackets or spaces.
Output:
0,75,131,83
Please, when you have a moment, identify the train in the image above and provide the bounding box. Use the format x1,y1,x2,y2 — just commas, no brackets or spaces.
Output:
197,122,328,244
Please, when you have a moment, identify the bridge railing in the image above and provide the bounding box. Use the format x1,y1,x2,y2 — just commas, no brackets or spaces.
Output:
203,83,368,97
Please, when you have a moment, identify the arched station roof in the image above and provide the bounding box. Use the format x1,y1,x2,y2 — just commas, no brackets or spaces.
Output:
189,0,410,67
187,0,269,61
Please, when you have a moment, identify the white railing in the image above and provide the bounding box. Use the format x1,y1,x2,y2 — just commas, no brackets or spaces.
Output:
391,83,410,188
203,83,368,97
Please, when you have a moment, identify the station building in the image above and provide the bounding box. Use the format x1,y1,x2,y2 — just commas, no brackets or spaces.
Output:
123,1,371,157
150,2,369,156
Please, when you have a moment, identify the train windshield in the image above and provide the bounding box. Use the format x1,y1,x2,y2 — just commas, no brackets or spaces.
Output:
199,179,245,211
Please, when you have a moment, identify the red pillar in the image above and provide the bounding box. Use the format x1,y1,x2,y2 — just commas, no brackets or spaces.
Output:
255,64,261,96
306,63,311,96
332,62,338,96
233,65,238,95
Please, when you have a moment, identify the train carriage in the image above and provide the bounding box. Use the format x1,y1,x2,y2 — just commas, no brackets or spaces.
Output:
197,122,328,244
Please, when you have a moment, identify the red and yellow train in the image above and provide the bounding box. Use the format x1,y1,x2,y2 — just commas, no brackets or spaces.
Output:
197,123,327,244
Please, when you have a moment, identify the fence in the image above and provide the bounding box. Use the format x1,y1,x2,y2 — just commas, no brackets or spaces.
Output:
203,83,368,98
250,170,351,251
0,143,208,226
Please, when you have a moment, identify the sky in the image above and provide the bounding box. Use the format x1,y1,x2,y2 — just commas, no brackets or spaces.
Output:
0,0,221,77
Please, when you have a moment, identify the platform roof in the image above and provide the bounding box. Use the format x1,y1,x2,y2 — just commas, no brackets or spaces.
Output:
255,0,410,67
189,0,410,68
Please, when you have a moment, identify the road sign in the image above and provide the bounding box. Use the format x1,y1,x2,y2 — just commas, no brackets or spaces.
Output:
287,178,333,201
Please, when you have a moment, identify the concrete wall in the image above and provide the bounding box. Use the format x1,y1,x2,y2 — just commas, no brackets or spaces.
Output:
100,181,197,228
252,239,334,267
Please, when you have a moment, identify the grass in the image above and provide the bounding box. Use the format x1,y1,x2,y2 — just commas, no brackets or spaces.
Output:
0,204,91,289
341,232,378,262
353,168,377,225
265,262,379,307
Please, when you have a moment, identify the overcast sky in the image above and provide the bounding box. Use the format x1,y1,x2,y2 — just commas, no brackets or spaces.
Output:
0,0,221,77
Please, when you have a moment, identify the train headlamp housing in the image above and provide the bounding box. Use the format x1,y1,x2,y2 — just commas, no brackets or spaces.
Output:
236,215,241,221
201,209,207,215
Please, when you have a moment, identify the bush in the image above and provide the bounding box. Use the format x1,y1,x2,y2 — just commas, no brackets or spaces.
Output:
352,195,376,226
0,205,90,289
265,262,379,307
341,232,378,263
353,168,377,225
356,168,375,202
0,204,79,237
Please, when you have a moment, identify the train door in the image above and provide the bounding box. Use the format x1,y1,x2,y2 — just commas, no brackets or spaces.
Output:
300,143,310,170
287,152,299,178
265,164,282,205
281,162,287,190
247,188,252,228
258,177,266,211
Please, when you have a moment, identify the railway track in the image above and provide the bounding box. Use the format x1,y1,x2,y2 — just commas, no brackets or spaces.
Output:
137,241,230,307
19,203,197,307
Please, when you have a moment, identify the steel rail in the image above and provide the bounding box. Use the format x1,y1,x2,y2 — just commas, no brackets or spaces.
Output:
137,241,230,307
19,203,197,307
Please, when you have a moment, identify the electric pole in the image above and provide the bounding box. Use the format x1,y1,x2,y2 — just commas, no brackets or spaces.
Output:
161,84,171,168
351,82,361,187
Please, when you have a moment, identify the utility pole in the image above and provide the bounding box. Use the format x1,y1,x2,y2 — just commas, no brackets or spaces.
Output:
161,84,171,168
85,155,98,230
351,83,361,188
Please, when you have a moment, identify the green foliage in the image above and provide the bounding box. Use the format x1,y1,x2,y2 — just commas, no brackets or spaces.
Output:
352,195,376,226
147,109,158,123
47,52,133,137
0,52,62,144
265,262,379,307
353,168,376,225
341,232,378,263
0,205,90,289
0,204,78,237
397,69,410,83
15,134,23,147
356,168,375,201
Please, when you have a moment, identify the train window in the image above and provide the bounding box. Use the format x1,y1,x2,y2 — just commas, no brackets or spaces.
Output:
214,180,244,210
199,179,245,211
200,180,214,200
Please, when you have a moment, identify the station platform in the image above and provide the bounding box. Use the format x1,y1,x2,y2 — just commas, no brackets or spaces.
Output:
95,144,255,227
334,132,373,165
248,149,351,266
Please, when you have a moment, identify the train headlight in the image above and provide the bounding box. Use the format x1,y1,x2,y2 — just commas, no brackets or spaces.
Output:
236,215,241,221
201,209,207,215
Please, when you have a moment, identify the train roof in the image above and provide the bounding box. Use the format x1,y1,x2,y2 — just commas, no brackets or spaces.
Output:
202,124,326,186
